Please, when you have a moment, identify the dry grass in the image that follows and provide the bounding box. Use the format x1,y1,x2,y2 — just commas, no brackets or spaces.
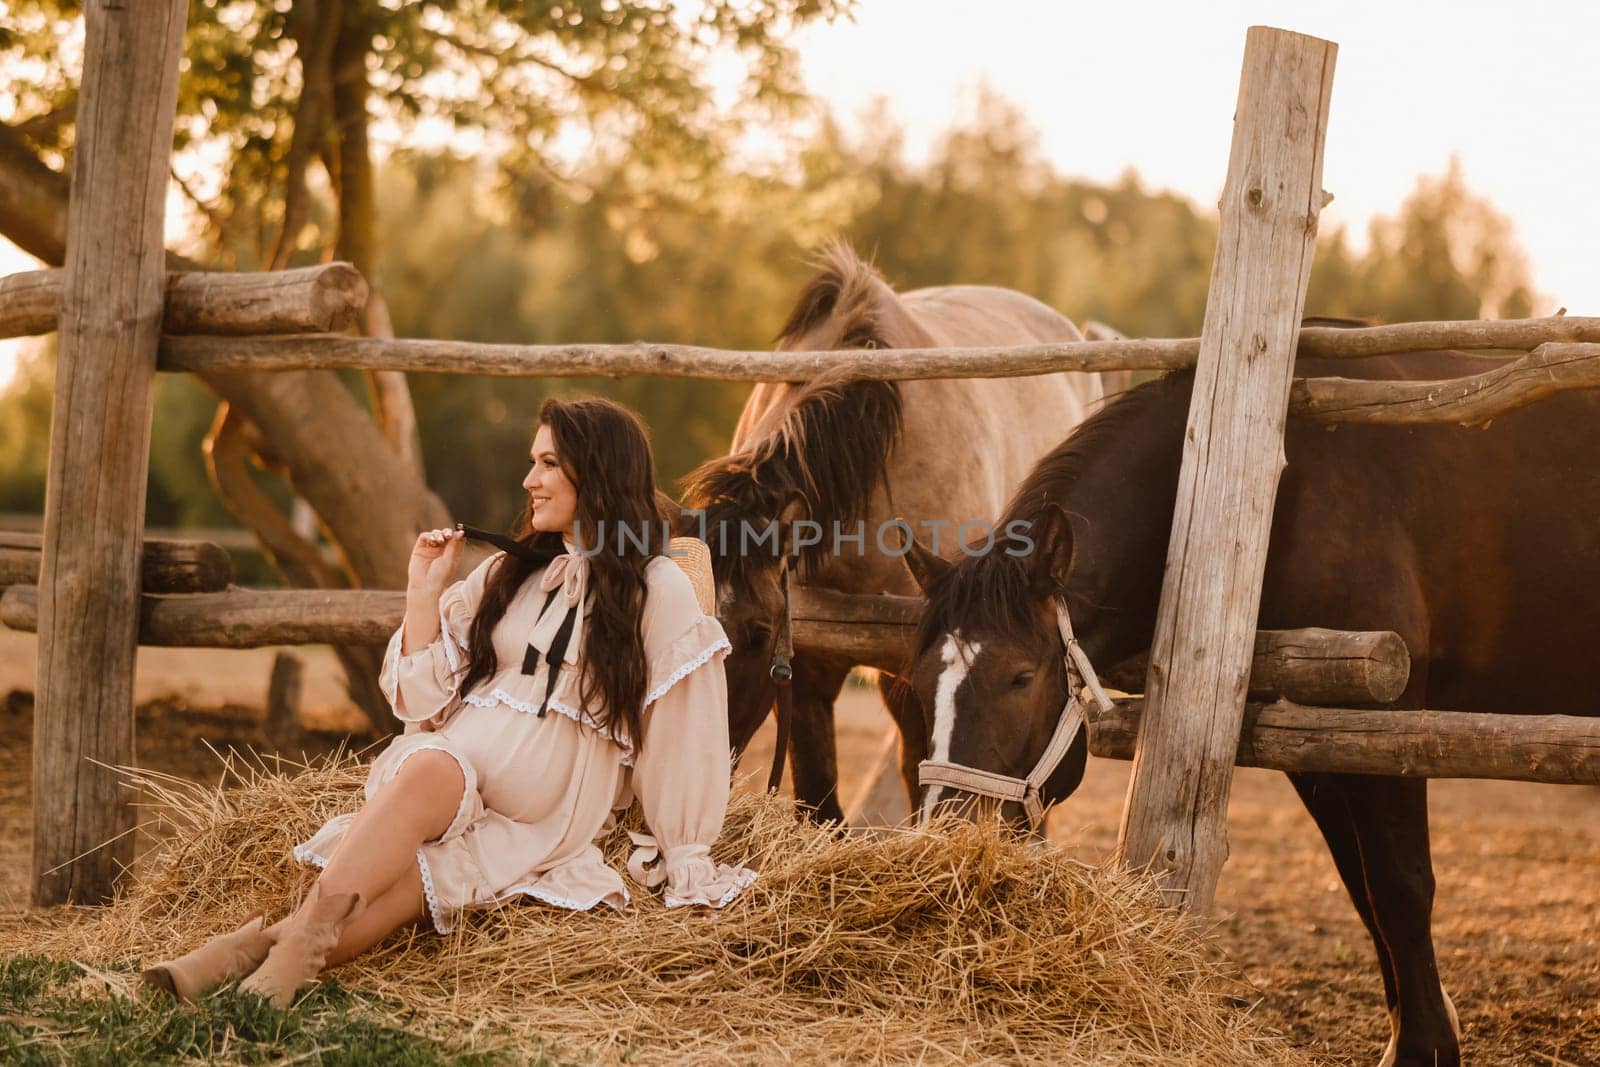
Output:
8,755,1318,1065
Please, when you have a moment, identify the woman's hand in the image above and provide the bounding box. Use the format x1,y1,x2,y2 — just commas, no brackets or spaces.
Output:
407,527,465,603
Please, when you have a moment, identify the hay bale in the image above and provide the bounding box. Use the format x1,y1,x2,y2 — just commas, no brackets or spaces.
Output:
21,756,1314,1065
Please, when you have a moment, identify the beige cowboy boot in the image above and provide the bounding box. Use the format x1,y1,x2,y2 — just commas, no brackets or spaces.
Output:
238,885,365,1008
141,913,277,1001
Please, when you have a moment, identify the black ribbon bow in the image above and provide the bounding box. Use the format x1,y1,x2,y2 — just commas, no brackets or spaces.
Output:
454,522,582,717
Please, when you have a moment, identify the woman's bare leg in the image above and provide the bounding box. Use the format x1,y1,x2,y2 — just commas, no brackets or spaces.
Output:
240,750,466,1004
324,864,428,966
299,748,464,919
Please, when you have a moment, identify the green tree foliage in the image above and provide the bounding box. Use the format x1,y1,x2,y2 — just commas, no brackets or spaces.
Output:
373,150,844,529
830,91,1220,339
1306,157,1538,323
0,0,846,266
0,342,52,516
367,97,1544,530
0,337,286,532
0,0,849,560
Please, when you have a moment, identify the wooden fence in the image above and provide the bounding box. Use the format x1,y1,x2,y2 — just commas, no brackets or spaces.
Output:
3,14,1597,911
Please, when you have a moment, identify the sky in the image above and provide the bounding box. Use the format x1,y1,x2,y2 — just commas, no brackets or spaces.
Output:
788,0,1597,305
2,0,1594,388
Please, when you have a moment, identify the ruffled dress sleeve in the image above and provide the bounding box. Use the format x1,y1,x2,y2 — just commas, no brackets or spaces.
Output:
625,557,754,908
379,551,502,731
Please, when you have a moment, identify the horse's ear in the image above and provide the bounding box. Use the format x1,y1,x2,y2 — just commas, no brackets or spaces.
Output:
889,519,950,593
1026,503,1075,596
776,492,809,555
777,492,808,526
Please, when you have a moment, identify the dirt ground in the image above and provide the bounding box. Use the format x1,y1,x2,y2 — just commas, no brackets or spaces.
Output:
1,626,1596,1065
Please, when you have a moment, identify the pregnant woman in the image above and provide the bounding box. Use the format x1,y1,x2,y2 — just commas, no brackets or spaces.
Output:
144,396,752,1005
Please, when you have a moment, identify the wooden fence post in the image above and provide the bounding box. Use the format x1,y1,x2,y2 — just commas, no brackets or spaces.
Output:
1116,26,1337,912
32,0,188,906
265,651,306,752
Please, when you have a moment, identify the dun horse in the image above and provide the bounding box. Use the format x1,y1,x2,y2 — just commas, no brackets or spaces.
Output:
680,243,1120,822
899,333,1600,1066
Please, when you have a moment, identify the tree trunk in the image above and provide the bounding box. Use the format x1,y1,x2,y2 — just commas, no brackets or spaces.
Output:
269,0,342,271
203,402,399,733
330,9,426,479
0,122,70,264
0,115,447,735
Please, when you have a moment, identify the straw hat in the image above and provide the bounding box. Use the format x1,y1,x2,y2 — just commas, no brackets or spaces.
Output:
668,536,717,615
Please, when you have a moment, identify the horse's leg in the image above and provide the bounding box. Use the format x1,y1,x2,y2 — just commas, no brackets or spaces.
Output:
1264,525,1456,1062
1288,773,1401,1042
875,670,926,809
786,656,852,824
1352,776,1460,1067
1302,774,1460,1066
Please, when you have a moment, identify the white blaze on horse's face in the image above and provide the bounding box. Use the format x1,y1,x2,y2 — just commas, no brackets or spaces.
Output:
921,631,981,824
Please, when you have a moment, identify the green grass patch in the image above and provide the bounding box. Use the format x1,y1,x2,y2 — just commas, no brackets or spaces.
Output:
0,954,573,1065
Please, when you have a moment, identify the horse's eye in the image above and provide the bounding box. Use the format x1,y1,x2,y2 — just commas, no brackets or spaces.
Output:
1010,670,1035,690
746,621,773,646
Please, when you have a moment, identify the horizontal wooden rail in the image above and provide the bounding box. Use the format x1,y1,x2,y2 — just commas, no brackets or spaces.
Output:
0,532,232,593
0,585,919,656
1103,627,1409,705
0,586,398,647
160,333,1200,378
785,588,920,671
1089,698,1600,785
0,263,368,339
1291,341,1600,424
157,315,1600,381
0,577,1404,708
1295,316,1600,358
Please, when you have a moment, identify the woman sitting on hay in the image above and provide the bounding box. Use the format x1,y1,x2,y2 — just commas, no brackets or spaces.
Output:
143,396,754,1006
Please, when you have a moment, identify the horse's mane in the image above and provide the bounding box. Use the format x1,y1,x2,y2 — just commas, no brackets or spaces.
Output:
915,371,1191,653
913,316,1373,651
681,244,906,579
775,241,894,350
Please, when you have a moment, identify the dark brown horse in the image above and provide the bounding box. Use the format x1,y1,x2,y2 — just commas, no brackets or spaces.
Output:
900,337,1600,1066
680,244,1120,823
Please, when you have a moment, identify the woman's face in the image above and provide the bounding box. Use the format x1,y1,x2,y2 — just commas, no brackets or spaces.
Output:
523,423,579,538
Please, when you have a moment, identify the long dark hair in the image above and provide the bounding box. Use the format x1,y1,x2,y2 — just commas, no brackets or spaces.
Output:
458,397,667,745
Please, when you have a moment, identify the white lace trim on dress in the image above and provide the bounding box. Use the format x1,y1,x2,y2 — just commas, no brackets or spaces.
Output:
459,687,637,765
487,881,630,913
383,627,403,715
644,635,731,707
292,843,329,870
438,602,463,673
384,601,466,724
665,867,757,910
292,840,620,933
627,833,757,910
415,848,451,933
298,839,443,927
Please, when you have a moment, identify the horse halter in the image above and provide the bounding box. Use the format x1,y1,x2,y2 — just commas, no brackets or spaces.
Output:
766,563,795,794
917,597,1115,828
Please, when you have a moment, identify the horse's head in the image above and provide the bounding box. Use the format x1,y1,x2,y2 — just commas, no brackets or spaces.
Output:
680,244,910,768
673,474,804,756
902,506,1091,830
898,369,1192,830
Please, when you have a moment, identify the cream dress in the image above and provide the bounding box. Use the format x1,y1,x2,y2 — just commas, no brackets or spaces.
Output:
294,546,754,933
